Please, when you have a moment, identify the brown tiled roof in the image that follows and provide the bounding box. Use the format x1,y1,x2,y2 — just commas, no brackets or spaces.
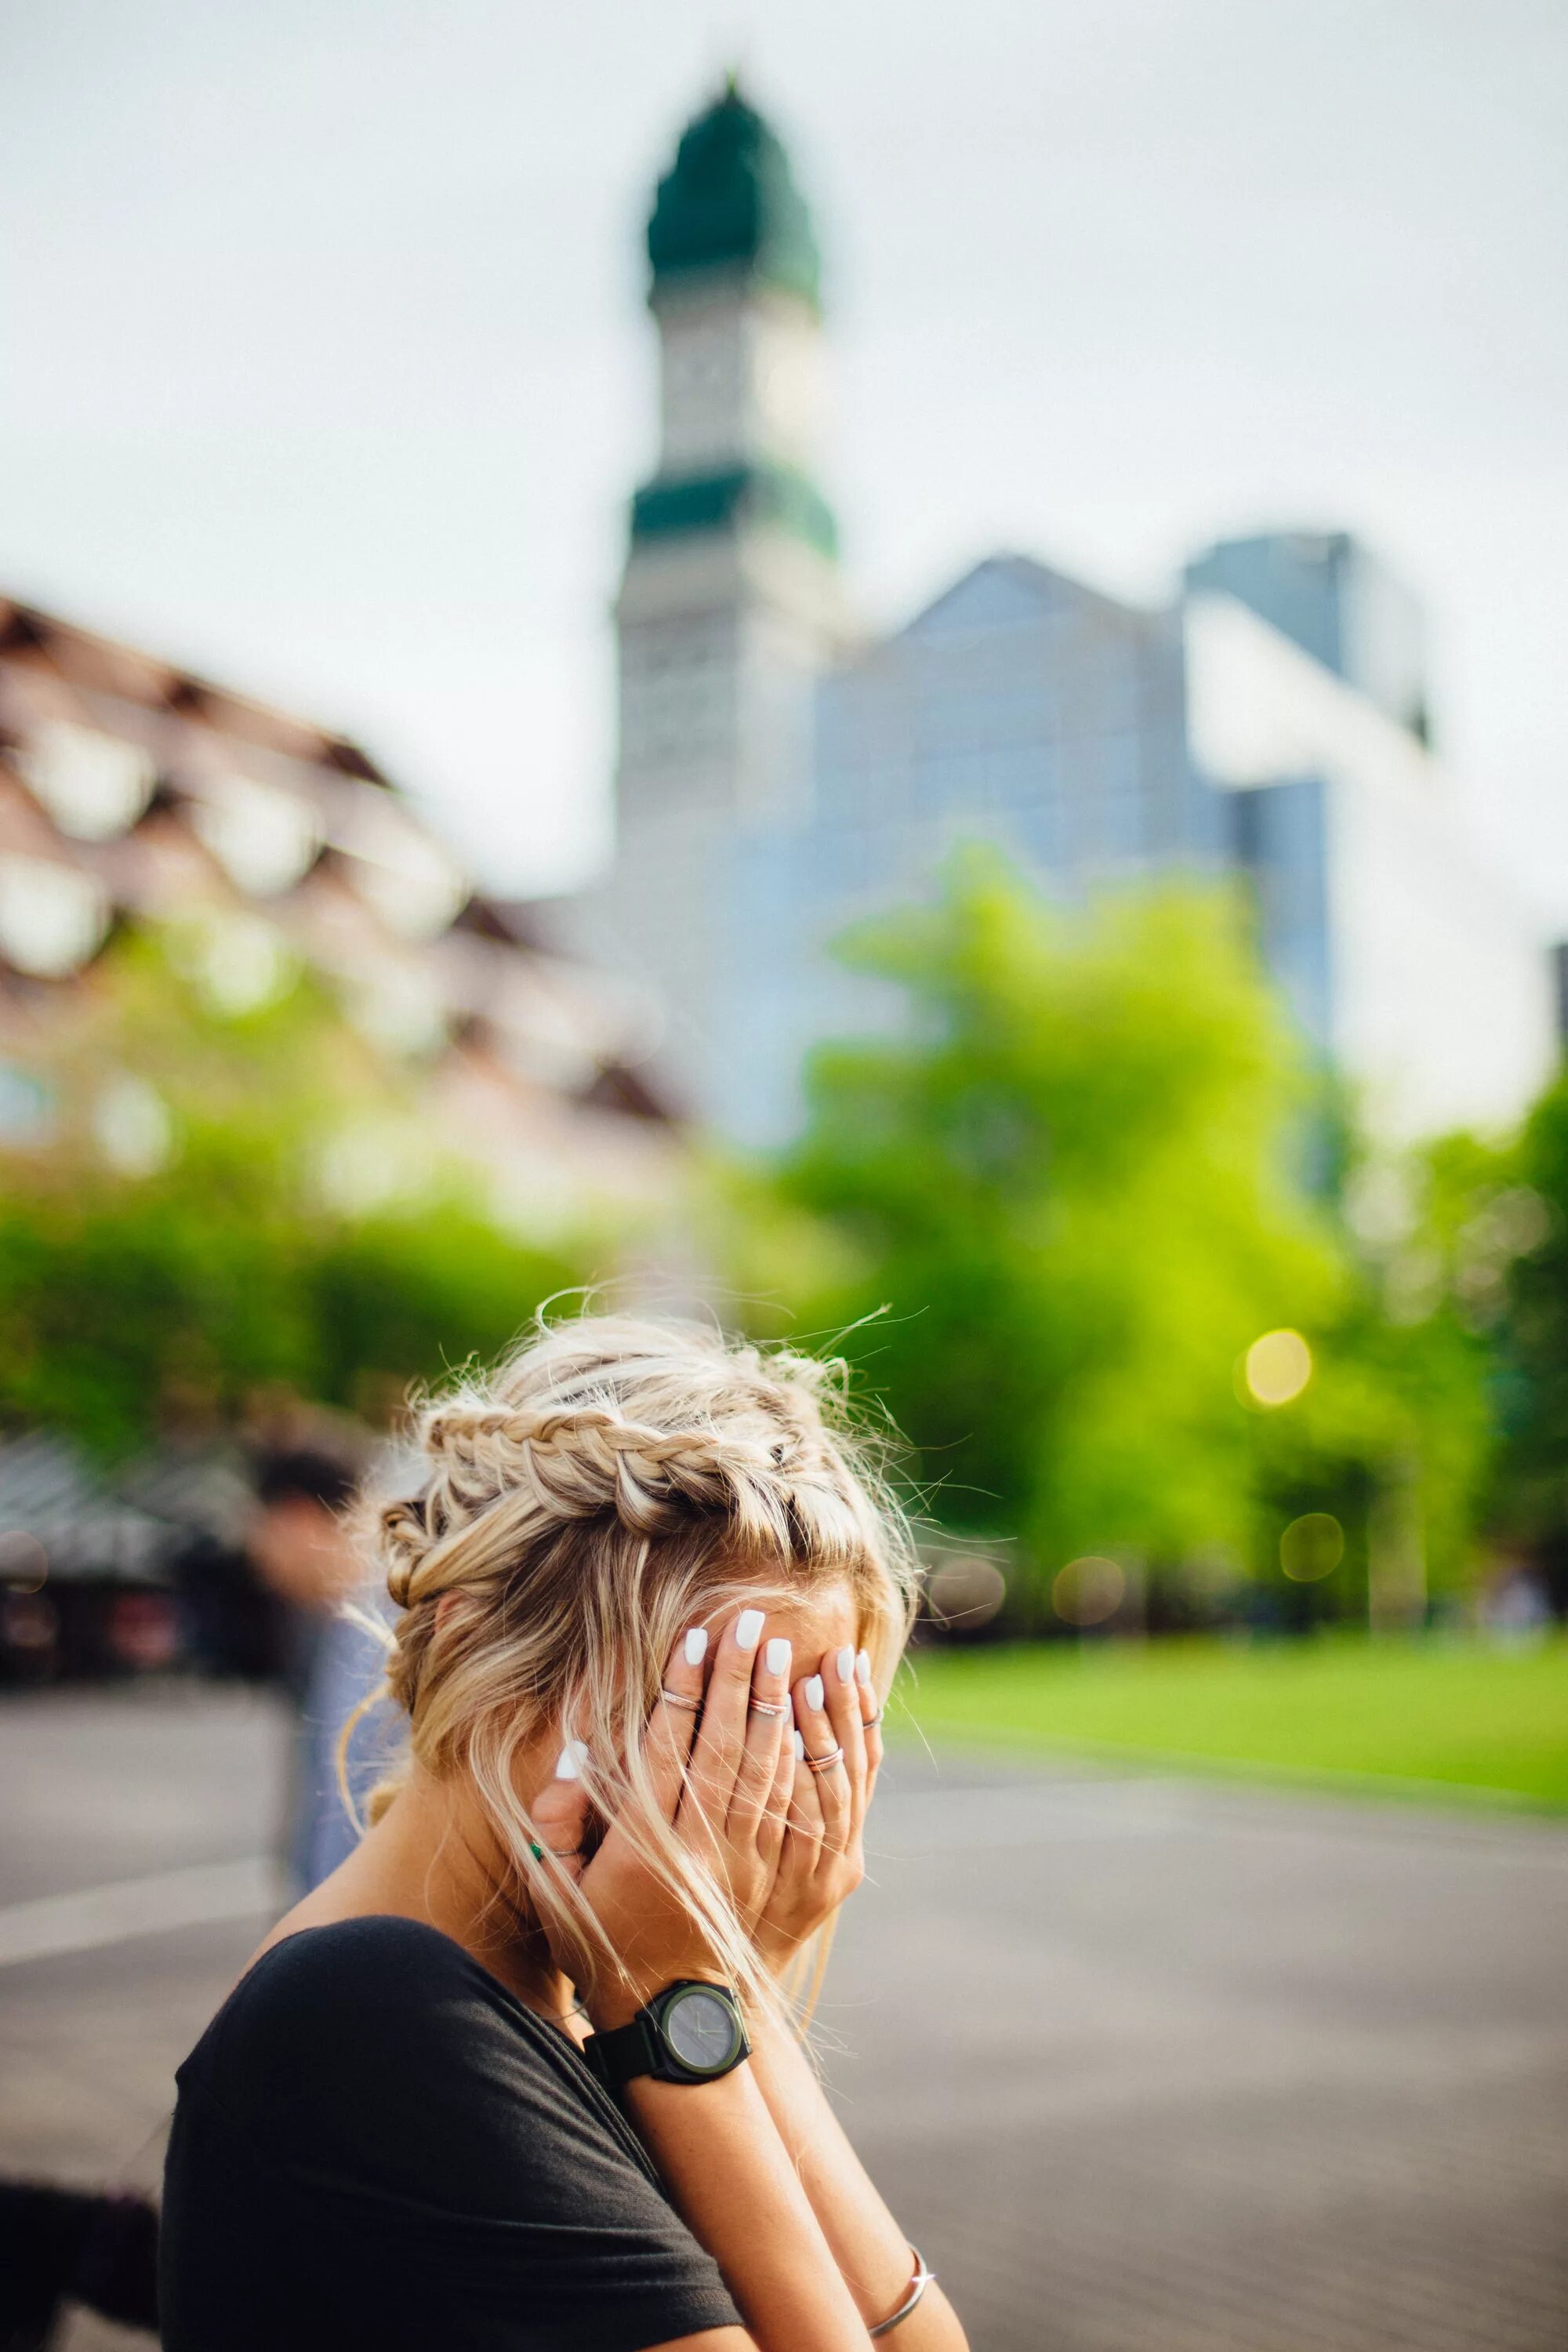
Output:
0,593,677,1180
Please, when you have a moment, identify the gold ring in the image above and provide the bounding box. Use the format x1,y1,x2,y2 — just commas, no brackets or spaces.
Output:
659,1688,702,1712
748,1698,789,1718
804,1743,845,1773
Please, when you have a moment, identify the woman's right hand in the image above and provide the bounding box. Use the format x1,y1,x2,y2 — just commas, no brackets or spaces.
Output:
530,1610,797,2027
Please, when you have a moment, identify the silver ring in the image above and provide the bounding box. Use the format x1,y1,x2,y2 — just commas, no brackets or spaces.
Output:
659,1688,702,1712
862,1706,883,1726
804,1743,845,1773
749,1697,789,1718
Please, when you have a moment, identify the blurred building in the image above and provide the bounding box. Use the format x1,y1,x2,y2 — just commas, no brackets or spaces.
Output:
550,81,1559,1148
0,597,674,1221
561,80,851,1112
1184,530,1430,743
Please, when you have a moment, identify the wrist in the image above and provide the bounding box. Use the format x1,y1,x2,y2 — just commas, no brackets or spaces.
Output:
585,1967,728,2034
583,1978,751,2091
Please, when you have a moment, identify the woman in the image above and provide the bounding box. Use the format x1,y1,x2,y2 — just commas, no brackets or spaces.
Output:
160,1314,969,2352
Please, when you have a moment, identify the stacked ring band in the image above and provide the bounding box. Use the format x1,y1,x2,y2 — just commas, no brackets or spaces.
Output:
659,1688,702,1711
804,1743,846,1773
748,1697,789,1718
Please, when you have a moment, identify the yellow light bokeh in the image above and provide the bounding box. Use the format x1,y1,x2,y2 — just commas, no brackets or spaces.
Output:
1243,1327,1312,1407
1052,1555,1126,1628
1279,1512,1344,1582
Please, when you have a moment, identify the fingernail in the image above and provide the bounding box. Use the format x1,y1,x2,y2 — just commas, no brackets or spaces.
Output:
684,1627,709,1667
766,1636,792,1675
793,1729,806,1759
555,1740,589,1781
735,1607,765,1651
836,1645,855,1683
855,1649,873,1686
804,1674,824,1711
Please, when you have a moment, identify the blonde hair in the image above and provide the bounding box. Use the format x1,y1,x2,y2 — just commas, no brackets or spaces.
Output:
354,1311,917,2018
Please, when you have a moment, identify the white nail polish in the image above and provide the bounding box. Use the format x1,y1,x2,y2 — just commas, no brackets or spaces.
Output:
766,1636,792,1675
793,1729,806,1759
735,1607,765,1652
554,1740,588,1781
804,1674,824,1712
855,1649,873,1686
684,1627,709,1667
836,1645,856,1683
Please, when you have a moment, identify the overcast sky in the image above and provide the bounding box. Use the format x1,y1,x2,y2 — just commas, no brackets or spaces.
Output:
5,2,1566,926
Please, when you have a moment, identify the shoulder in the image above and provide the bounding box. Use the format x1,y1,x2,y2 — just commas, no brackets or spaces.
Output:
175,1917,676,2234
231,1914,491,2031
181,1917,560,2135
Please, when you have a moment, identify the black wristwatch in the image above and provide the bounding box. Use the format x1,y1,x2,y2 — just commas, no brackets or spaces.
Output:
583,1980,750,2091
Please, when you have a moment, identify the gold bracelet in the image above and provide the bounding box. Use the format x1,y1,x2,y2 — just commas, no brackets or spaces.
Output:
869,2245,933,2336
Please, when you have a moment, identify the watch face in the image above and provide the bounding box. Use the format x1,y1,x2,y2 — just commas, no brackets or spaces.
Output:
662,1985,742,2075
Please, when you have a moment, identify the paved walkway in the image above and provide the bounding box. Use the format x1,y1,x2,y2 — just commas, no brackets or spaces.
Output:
2,1686,1565,2350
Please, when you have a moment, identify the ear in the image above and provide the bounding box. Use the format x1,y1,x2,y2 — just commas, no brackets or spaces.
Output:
434,1590,463,1632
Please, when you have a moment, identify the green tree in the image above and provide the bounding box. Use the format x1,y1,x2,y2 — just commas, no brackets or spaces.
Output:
730,855,1515,1626
1497,1073,1568,1558
750,856,1347,1608
0,931,594,1455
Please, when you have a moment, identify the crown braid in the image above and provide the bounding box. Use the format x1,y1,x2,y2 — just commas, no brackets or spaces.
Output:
374,1322,888,1623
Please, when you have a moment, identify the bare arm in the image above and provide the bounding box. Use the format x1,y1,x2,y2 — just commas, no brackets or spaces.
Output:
626,2061,869,2351
746,1645,968,2350
744,2005,965,2349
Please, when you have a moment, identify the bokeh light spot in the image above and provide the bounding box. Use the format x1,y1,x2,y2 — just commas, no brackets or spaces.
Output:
1052,1555,1126,1627
0,1530,48,1592
1243,1327,1312,1407
926,1555,1008,1632
1279,1512,1344,1582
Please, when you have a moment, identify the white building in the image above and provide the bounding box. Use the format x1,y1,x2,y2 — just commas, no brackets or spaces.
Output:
563,79,850,1124
554,84,1559,1151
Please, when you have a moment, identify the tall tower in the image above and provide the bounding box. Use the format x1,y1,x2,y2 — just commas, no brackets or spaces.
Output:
587,82,847,1123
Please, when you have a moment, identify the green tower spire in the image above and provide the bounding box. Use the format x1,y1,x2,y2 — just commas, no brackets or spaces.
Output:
647,80,822,311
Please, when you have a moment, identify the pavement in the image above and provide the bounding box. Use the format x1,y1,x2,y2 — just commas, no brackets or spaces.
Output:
2,1685,1566,2352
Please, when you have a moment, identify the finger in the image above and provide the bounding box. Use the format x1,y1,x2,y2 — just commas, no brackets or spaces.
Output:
785,1726,827,1852
528,1759,592,1887
643,1624,710,1818
729,1632,792,1835
820,1642,867,1815
793,1668,851,1852
681,1607,766,1833
855,1646,884,1791
759,1700,796,1864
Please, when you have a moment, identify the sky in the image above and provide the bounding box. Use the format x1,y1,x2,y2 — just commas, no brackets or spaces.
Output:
4,1,1566,927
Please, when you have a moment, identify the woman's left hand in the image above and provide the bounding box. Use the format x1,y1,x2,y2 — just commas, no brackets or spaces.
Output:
754,1644,882,1975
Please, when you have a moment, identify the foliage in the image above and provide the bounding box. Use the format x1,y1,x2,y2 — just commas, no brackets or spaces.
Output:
0,932,593,1456
745,857,1340,1595
733,855,1511,1617
1496,1075,1568,1547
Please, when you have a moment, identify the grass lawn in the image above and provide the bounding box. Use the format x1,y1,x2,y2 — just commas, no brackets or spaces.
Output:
891,1634,1568,1809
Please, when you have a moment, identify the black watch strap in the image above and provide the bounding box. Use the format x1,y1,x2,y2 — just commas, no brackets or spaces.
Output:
583,2012,661,2092
583,1980,750,2091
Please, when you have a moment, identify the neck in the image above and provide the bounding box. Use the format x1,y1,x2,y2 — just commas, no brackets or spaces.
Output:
349,1769,573,2022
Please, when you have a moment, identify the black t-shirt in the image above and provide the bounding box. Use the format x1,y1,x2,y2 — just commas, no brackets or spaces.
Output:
160,1915,742,2352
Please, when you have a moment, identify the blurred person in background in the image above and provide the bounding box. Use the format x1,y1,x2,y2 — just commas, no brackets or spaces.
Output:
160,1314,967,2352
247,1438,387,1893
